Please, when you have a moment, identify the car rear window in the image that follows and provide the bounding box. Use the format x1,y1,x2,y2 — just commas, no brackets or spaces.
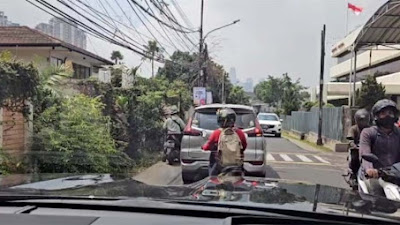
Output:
193,110,256,130
258,114,278,121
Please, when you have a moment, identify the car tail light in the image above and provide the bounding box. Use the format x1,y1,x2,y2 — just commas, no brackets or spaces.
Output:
183,117,201,136
181,159,195,164
249,161,264,166
246,120,263,137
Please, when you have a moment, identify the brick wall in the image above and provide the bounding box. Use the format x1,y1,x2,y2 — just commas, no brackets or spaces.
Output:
1,108,25,153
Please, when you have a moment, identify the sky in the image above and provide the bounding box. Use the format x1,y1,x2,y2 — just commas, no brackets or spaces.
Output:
0,0,387,88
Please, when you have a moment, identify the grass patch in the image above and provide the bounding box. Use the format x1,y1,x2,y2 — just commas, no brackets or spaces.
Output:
282,131,332,152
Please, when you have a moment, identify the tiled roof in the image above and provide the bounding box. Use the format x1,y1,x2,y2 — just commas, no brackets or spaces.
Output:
0,26,113,65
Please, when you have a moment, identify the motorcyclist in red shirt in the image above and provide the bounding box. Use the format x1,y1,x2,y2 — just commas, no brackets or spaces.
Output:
201,108,247,176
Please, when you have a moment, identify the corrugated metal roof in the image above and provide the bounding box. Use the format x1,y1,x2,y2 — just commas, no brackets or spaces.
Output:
356,0,400,49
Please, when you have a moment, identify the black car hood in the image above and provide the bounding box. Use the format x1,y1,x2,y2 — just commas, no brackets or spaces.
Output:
2,174,400,221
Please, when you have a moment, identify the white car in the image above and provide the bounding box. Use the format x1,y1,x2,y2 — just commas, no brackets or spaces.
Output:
257,113,282,137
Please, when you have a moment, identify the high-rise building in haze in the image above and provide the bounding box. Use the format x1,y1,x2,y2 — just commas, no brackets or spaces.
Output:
35,17,87,49
0,11,20,26
242,78,254,92
229,67,238,85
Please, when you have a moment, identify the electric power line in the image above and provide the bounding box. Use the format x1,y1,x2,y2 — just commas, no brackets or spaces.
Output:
31,0,151,58
125,0,172,57
128,0,197,33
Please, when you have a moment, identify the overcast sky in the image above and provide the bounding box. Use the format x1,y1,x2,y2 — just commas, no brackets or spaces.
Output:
0,0,387,87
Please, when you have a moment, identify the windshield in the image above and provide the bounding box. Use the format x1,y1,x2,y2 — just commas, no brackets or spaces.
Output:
1,0,400,222
258,114,278,121
193,111,255,130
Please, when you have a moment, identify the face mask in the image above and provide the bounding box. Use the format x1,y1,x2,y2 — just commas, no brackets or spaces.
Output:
376,116,397,129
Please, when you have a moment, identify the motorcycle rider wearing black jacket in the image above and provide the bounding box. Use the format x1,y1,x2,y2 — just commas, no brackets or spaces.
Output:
346,108,370,185
359,99,400,196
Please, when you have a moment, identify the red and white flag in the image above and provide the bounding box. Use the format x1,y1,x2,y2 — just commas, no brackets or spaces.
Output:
348,3,363,15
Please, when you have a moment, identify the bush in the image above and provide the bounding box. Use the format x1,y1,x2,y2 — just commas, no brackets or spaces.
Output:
33,95,133,173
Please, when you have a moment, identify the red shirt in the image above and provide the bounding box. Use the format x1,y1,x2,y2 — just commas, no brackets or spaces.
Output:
202,128,247,152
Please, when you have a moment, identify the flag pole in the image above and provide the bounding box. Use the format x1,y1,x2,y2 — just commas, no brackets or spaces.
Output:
345,0,349,35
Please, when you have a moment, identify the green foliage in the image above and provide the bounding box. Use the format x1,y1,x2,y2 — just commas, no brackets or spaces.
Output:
111,67,123,88
255,74,305,115
356,74,386,110
254,75,284,107
0,150,26,174
34,95,131,173
303,101,335,111
157,50,197,83
39,64,73,96
226,85,250,105
111,50,123,64
0,55,39,115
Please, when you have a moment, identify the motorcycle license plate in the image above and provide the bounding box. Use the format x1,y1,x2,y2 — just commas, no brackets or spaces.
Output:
164,142,175,148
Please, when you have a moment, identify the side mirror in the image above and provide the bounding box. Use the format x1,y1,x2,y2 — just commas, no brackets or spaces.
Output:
346,136,354,141
361,154,380,164
280,119,283,122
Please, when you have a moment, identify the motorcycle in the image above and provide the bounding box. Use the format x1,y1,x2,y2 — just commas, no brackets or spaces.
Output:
162,132,181,165
358,153,400,201
343,137,360,190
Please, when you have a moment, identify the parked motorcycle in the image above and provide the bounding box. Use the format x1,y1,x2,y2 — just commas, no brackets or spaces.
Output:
162,132,182,165
358,154,400,201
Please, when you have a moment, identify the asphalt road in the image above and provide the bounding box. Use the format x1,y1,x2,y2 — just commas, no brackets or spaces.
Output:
264,136,349,189
135,136,349,189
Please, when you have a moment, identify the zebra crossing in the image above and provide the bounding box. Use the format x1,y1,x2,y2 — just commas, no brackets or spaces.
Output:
266,153,331,165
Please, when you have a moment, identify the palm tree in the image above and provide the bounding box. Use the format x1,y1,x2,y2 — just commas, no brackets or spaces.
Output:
40,64,73,96
143,41,161,78
111,50,123,64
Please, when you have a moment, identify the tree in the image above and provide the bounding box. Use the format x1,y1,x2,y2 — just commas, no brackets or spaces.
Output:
111,50,123,64
39,64,73,96
157,51,197,83
281,73,304,115
254,75,284,107
143,41,162,78
356,74,386,110
226,85,250,105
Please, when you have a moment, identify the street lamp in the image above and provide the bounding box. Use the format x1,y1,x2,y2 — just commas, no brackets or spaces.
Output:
199,19,240,87
203,19,241,41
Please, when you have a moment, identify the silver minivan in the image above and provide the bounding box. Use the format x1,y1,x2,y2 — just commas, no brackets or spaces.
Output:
180,104,267,183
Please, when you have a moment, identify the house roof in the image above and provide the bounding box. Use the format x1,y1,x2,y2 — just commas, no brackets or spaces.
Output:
0,26,113,65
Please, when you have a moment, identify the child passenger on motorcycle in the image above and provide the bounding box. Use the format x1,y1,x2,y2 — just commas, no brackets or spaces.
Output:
201,108,247,177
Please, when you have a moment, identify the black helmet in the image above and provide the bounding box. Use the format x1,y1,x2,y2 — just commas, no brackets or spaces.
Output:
371,99,398,117
217,108,236,128
354,108,370,129
354,108,370,122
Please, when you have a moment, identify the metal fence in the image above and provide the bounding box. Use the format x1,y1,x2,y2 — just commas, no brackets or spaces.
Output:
282,107,344,141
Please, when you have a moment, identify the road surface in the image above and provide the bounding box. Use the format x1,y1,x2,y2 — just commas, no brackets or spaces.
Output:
135,136,349,189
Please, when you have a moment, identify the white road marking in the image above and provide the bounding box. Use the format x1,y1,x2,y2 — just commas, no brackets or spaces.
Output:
313,155,331,164
296,154,313,163
267,153,275,161
280,154,293,162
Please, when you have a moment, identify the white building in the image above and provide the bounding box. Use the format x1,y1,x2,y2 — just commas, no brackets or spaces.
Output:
325,26,400,106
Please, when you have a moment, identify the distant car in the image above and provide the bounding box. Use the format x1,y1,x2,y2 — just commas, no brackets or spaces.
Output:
180,104,267,184
257,113,282,137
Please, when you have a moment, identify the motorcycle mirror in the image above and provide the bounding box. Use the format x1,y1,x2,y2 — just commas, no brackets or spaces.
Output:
361,154,380,164
346,136,354,141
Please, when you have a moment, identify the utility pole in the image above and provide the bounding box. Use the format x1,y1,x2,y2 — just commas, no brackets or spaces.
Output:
222,73,226,104
198,0,204,87
317,24,326,146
